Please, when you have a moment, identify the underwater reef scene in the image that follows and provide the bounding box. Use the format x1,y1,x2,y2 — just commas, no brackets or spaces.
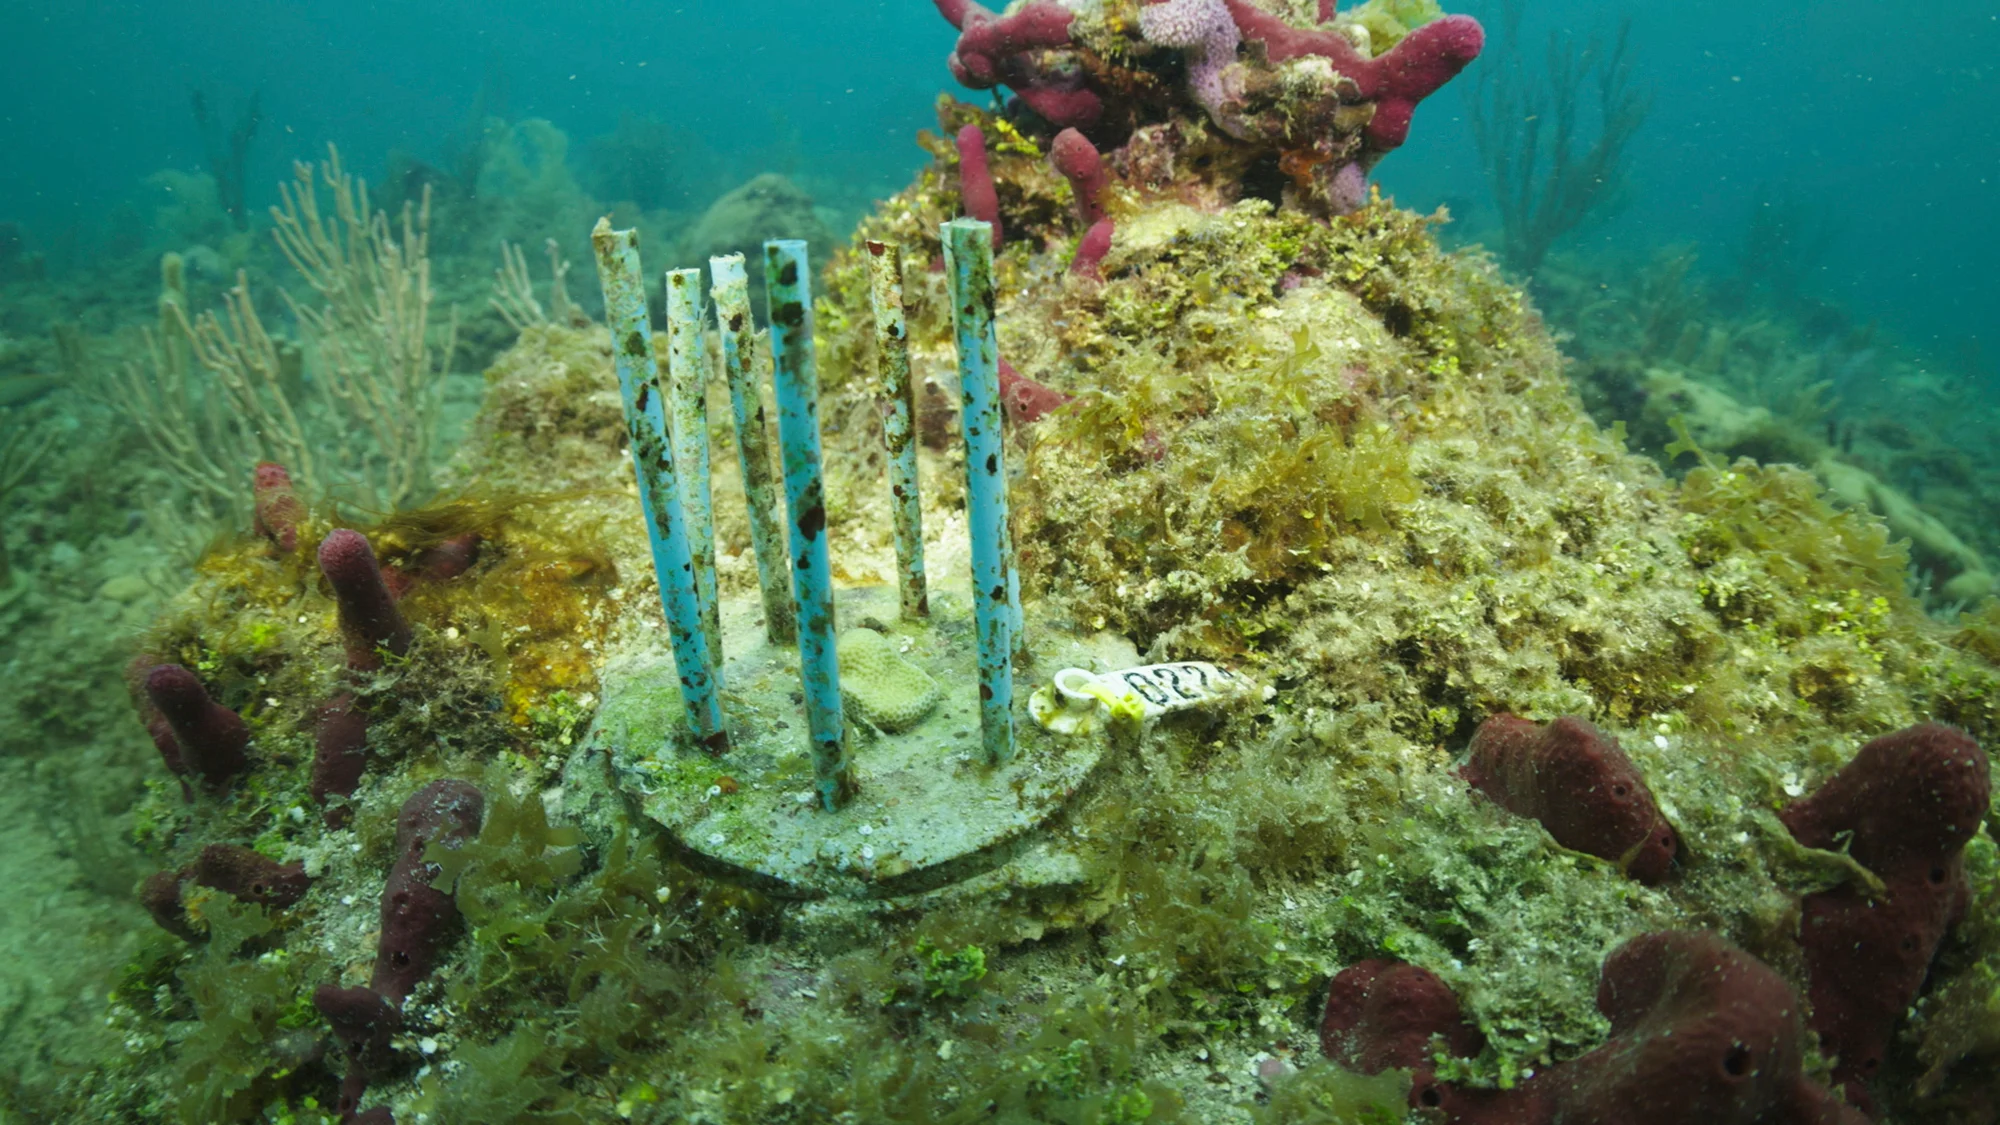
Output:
3,0,2000,1123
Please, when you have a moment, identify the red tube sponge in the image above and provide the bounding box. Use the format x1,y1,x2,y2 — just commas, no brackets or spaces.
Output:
952,0,1074,83
143,663,251,789
371,779,484,1002
935,0,1100,128
1050,127,1109,226
1072,217,1114,280
998,358,1073,426
955,124,1003,249
319,529,412,671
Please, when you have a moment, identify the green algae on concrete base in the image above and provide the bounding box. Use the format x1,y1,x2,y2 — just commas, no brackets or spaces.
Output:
593,583,1141,898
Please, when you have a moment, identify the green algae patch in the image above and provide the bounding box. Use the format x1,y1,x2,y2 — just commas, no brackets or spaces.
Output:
1257,1060,1411,1124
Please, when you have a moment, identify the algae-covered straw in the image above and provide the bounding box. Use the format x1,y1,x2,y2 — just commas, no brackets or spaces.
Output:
942,217,1016,765
663,267,723,667
589,219,727,753
709,253,797,646
865,239,930,621
764,239,856,810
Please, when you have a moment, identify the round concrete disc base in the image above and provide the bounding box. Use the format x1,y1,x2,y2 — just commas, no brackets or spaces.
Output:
591,584,1137,899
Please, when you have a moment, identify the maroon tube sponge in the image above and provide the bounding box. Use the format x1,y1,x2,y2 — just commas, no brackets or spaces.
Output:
382,532,483,600
372,779,484,1002
191,844,312,909
1462,715,1679,883
140,868,199,942
144,663,251,788
1540,931,1868,1125
252,461,304,552
311,693,371,829
1778,723,1989,1112
1319,933,1869,1125
955,124,1004,249
1050,128,1109,226
412,532,482,581
319,529,412,671
1780,723,1988,870
1222,0,1484,150
129,654,193,799
314,983,401,1123
1320,960,1485,1114
315,983,399,1060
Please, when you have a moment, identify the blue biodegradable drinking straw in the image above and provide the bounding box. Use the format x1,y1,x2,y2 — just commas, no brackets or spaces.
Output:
941,218,1017,765
663,267,723,665
710,253,798,645
590,219,727,752
763,239,855,810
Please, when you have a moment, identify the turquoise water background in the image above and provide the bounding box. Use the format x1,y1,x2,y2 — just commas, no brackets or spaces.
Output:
1,0,1993,351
